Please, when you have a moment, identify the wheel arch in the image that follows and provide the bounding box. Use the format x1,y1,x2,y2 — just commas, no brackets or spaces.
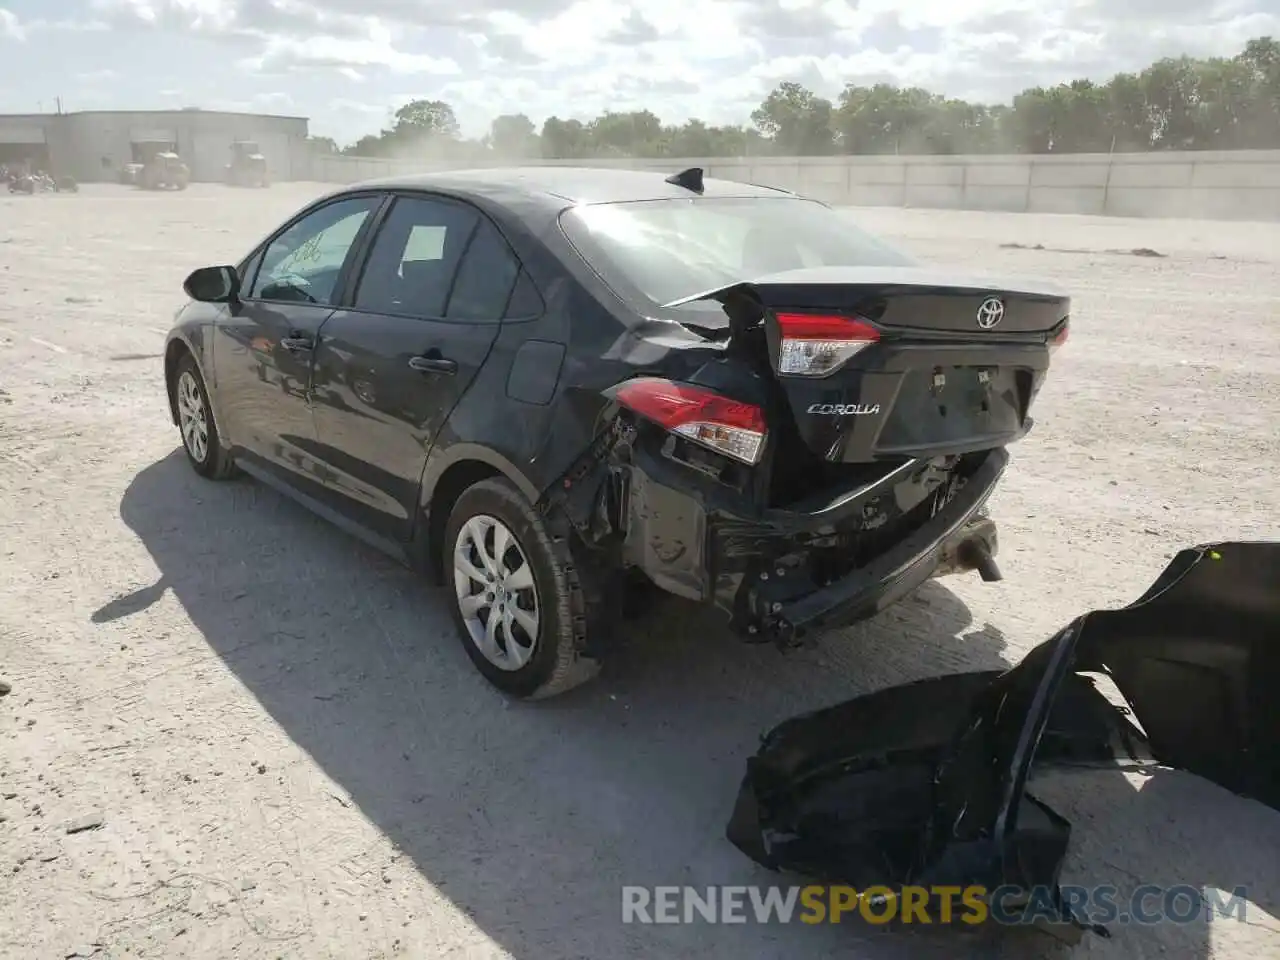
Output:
164,333,228,445
164,337,193,426
417,445,542,585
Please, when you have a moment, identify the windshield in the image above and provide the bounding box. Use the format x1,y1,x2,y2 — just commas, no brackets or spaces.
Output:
560,197,914,311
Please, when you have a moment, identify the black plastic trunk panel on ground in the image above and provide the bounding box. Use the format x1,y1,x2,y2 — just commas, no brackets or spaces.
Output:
726,540,1280,940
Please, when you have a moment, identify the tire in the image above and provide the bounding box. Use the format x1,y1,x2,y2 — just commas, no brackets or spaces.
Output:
173,354,238,480
443,477,599,699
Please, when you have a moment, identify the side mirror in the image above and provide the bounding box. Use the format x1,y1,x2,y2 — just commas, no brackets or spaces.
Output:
184,265,240,304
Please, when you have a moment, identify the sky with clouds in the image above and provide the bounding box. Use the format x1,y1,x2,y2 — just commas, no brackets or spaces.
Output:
1,0,1277,143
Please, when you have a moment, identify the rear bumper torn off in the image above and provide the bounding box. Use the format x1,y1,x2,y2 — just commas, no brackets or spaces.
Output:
726,540,1280,941
620,446,1008,642
752,451,1005,642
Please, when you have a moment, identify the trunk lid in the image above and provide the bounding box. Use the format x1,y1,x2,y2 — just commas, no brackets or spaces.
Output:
665,266,1069,467
667,265,1070,336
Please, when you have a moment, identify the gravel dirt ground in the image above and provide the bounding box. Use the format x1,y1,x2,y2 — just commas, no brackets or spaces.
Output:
1,184,1278,960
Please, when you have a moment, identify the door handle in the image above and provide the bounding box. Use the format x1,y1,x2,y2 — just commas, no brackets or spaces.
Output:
280,335,314,352
408,354,457,375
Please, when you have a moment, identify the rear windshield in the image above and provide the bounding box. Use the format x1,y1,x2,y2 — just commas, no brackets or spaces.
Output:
559,197,915,312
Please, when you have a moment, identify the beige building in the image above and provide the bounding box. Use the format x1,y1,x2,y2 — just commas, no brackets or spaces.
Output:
0,108,311,182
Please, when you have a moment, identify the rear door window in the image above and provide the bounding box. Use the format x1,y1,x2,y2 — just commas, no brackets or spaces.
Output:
504,271,545,320
446,218,526,322
353,196,480,319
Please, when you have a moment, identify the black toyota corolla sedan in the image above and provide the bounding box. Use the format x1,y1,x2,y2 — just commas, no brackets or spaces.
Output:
164,165,1070,699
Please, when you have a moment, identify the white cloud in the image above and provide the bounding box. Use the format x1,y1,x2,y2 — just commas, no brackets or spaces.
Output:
242,30,460,75
202,90,296,112
329,96,386,114
0,7,25,39
94,0,240,30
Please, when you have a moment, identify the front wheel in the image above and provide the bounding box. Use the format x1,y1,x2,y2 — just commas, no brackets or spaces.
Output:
443,478,599,699
173,354,238,479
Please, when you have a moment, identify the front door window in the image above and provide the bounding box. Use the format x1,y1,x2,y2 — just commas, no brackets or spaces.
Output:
250,196,380,305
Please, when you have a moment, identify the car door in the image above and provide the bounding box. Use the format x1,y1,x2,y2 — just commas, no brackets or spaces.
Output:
309,194,522,541
213,193,383,486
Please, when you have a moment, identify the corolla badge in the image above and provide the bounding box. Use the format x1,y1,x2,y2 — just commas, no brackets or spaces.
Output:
807,403,881,416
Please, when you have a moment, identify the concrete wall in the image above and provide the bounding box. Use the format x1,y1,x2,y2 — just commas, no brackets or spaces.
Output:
0,114,58,172
0,114,56,144
309,150,1280,221
61,111,311,183
0,111,311,183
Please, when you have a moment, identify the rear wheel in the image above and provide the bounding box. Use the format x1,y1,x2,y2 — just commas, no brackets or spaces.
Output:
174,354,238,480
443,478,598,699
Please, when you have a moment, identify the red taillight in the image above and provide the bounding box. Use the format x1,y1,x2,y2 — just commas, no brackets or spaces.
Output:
775,312,879,377
613,377,767,465
1049,319,1069,352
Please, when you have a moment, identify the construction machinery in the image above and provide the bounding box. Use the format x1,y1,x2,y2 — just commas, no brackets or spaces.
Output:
124,140,172,186
140,152,190,191
225,140,269,187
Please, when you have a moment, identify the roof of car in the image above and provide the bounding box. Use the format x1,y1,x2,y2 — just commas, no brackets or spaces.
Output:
350,166,797,206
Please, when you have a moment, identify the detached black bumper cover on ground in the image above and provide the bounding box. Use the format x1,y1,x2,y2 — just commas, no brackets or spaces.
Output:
727,541,1280,938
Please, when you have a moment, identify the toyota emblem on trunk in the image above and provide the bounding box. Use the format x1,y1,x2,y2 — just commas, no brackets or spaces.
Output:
976,297,1005,329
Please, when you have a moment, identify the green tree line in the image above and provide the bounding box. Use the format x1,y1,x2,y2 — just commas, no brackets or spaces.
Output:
309,36,1280,160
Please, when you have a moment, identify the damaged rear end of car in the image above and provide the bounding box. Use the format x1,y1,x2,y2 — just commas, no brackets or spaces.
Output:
546,195,1070,642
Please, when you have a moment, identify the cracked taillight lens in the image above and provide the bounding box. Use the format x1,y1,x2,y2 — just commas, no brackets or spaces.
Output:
613,377,767,465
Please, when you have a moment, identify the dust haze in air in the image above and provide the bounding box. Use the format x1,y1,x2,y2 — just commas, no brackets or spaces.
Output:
293,33,1280,221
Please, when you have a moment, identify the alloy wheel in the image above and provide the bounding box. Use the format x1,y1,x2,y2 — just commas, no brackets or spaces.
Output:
452,514,540,671
176,370,209,464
